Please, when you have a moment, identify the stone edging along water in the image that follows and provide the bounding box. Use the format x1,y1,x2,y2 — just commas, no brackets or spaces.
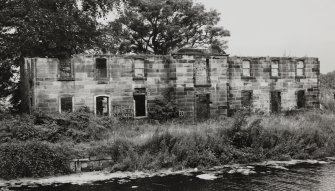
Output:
68,155,335,173
1,157,335,188
69,156,114,172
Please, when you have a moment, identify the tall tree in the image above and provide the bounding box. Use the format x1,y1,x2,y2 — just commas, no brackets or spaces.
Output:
0,0,121,112
103,0,230,55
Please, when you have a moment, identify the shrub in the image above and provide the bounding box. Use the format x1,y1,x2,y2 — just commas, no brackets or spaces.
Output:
148,88,178,122
0,141,70,179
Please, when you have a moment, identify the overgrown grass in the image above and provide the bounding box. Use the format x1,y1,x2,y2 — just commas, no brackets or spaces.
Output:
1,109,335,179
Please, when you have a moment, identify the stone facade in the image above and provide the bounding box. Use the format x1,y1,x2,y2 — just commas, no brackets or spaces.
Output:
21,48,320,120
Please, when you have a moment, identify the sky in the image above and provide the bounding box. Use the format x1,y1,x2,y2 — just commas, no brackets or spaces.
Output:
195,0,335,74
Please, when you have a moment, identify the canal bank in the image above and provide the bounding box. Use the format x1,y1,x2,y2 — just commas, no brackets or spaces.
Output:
1,159,335,190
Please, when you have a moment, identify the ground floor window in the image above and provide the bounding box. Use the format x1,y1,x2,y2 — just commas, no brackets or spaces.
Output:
270,91,281,113
96,96,109,116
241,90,253,108
60,96,73,113
297,90,305,108
134,90,147,117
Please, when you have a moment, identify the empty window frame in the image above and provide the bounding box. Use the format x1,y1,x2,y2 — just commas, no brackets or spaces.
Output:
60,96,73,113
242,60,251,77
58,59,74,80
271,61,279,77
270,91,281,113
297,90,305,109
133,59,146,79
194,58,210,86
133,89,147,117
296,61,305,77
96,96,109,116
96,58,107,78
241,90,253,108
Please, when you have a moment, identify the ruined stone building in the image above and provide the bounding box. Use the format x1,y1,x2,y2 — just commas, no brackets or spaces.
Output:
21,48,320,120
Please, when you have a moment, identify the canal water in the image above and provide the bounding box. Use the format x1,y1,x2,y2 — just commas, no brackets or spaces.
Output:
2,161,335,191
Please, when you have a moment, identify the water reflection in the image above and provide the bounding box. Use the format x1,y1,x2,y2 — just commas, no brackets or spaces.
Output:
4,163,335,191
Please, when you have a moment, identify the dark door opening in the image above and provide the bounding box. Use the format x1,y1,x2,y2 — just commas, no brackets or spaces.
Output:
196,94,210,121
297,90,305,109
134,94,146,117
96,96,109,116
270,91,281,113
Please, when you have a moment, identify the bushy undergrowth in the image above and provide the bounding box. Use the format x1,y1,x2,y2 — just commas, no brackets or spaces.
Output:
2,109,335,179
0,141,70,179
148,87,179,122
0,110,117,143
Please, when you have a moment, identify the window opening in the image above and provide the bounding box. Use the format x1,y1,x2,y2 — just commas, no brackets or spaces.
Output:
96,58,107,78
296,61,305,77
60,97,73,113
242,60,251,77
297,90,305,108
58,59,73,80
194,58,210,86
241,91,253,108
134,59,145,78
270,91,281,113
271,61,279,77
96,96,109,116
134,94,146,117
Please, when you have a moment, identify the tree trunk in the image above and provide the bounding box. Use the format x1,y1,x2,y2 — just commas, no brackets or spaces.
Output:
19,57,31,113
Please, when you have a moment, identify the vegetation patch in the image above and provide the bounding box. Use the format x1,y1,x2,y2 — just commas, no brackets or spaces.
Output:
1,109,335,179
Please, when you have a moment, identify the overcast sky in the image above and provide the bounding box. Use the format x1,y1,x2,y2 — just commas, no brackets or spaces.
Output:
196,0,335,74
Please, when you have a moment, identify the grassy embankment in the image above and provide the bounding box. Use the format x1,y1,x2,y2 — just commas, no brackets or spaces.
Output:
1,107,335,180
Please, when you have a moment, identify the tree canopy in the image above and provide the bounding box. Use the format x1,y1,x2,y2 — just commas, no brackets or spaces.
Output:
0,0,230,112
103,0,230,54
0,0,122,111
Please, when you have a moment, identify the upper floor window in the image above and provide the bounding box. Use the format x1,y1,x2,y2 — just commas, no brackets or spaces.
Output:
194,58,210,86
133,59,146,79
296,61,305,77
242,60,251,77
96,58,107,78
271,61,279,77
58,58,74,80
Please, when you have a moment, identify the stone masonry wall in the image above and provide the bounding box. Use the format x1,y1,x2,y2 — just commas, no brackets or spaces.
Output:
173,54,229,120
228,56,320,114
29,55,171,117
24,52,320,118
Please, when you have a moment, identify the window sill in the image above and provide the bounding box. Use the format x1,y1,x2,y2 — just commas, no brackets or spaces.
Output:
133,77,147,81
241,76,255,80
95,77,109,80
57,78,75,81
134,116,147,119
270,76,281,79
194,84,211,87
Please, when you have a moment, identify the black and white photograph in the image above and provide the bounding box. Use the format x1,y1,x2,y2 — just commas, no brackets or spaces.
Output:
0,0,335,190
